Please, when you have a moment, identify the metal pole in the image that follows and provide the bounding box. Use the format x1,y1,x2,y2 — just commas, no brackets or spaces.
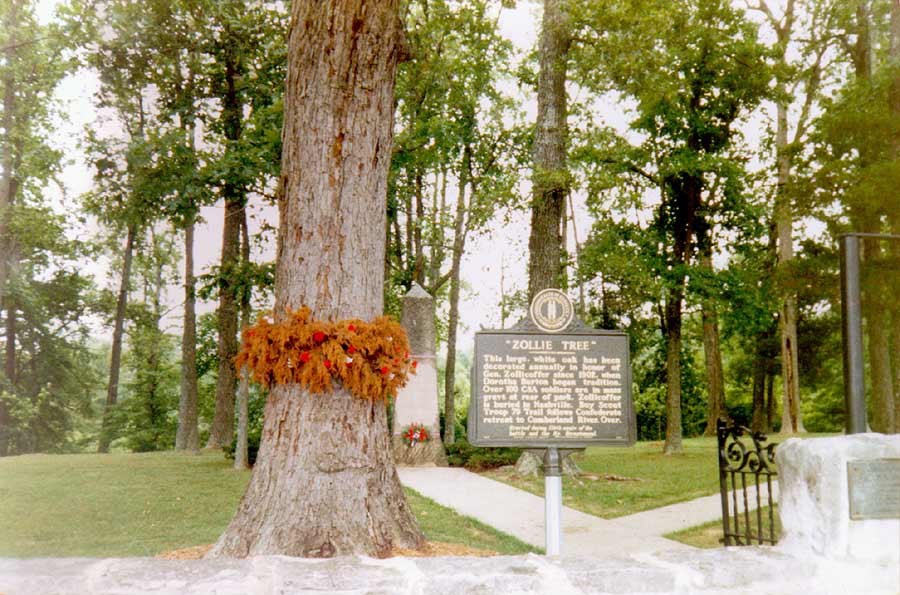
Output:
840,234,867,434
543,447,562,556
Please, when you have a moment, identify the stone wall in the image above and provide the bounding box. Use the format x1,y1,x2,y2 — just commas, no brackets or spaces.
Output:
776,433,900,563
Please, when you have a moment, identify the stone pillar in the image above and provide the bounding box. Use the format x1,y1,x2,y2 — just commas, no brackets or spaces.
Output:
776,434,900,563
392,283,447,466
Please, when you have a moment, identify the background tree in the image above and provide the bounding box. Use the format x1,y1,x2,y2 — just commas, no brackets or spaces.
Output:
571,0,772,452
1,0,97,455
527,0,570,299
810,0,898,433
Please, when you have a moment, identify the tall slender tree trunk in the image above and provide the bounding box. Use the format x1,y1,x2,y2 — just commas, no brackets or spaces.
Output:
750,350,767,433
99,223,137,453
851,0,893,433
207,198,242,449
234,211,251,470
176,218,200,451
775,101,804,435
663,286,683,454
864,236,894,433
700,246,725,436
4,300,15,384
890,0,900,433
210,0,423,558
443,146,471,446
208,44,246,449
527,0,570,300
412,169,425,284
0,0,21,457
662,173,700,455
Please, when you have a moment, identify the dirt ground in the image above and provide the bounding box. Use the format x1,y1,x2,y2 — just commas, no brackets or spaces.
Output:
157,541,497,560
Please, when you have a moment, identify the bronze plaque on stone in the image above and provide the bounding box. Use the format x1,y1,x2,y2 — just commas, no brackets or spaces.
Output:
847,459,900,520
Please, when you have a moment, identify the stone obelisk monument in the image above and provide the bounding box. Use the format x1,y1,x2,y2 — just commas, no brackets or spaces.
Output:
392,283,447,466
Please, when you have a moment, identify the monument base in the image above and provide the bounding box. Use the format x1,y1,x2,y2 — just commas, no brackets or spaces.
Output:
392,425,448,467
776,433,900,563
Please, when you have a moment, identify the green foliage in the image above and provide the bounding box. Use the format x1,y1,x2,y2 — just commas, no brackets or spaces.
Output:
445,438,523,471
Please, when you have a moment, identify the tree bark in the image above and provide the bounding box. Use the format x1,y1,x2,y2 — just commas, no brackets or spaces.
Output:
527,0,570,300
890,0,900,433
864,236,894,433
775,100,804,435
750,350,767,433
208,33,247,449
700,248,725,436
663,286,683,454
4,300,15,384
443,146,471,446
98,223,136,453
0,0,20,457
234,210,251,470
851,0,893,433
176,219,200,451
210,0,423,558
207,198,242,448
662,172,701,455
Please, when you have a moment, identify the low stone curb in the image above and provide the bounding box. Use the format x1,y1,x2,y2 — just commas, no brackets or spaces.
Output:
1,547,897,595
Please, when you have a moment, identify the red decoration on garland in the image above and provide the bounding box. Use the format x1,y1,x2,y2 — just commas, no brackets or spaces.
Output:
235,307,415,401
401,423,430,447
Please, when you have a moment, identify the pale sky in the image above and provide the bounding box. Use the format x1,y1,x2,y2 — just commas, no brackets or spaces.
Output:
37,1,809,353
41,1,560,351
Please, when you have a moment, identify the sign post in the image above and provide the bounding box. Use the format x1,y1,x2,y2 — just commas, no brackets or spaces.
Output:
543,447,562,555
469,289,636,555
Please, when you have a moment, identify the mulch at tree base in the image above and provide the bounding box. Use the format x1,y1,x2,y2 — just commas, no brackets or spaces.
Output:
157,541,497,560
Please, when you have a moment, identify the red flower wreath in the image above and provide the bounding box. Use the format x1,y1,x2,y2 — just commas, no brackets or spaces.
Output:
402,423,430,447
235,306,416,401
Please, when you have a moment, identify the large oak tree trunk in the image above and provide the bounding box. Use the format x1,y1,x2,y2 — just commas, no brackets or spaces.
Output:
526,0,570,300
209,0,423,558
98,223,136,453
176,219,200,451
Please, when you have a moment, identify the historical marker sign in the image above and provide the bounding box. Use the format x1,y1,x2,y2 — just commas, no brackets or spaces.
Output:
847,459,900,520
469,290,636,448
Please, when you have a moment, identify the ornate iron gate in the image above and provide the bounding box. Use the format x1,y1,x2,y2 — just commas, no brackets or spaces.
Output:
717,418,779,545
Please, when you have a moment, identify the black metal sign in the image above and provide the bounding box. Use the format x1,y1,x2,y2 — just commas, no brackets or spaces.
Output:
469,291,635,448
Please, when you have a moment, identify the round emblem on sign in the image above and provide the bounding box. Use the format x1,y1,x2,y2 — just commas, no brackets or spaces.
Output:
529,289,574,333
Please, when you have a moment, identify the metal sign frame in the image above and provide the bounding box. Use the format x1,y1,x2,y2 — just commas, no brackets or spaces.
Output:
468,325,636,449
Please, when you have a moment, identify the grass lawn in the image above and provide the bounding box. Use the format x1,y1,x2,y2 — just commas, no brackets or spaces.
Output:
482,432,820,520
483,436,723,519
0,451,537,558
665,506,781,549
